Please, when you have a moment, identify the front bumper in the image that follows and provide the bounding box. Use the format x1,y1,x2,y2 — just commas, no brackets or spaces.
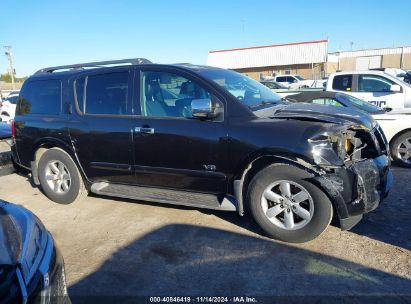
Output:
314,154,392,230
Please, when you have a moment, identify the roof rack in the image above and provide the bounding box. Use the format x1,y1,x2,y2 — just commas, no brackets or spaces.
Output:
35,58,152,74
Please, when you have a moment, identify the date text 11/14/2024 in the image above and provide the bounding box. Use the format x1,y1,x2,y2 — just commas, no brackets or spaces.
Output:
149,296,258,303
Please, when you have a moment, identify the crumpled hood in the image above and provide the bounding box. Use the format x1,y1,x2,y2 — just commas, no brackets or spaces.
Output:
259,103,376,130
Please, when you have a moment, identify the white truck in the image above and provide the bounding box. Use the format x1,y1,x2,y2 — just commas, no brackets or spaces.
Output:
326,70,411,109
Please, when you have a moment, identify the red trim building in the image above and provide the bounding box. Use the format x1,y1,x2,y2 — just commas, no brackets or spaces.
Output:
207,40,329,80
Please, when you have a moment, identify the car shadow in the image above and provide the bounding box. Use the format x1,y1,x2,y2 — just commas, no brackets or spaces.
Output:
16,160,410,251
350,166,411,250
68,224,411,303
88,165,410,251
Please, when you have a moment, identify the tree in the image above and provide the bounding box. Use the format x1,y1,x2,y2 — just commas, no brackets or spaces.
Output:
0,73,12,82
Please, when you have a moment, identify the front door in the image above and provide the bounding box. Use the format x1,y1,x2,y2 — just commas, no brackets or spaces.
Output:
351,74,404,109
131,68,229,194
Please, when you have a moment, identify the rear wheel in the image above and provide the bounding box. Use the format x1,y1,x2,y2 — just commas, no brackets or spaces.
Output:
38,149,87,204
247,164,333,243
391,131,411,168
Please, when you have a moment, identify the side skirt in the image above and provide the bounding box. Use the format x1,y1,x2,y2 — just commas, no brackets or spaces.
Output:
90,182,238,212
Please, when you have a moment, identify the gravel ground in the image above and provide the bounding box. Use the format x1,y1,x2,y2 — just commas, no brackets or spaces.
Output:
0,163,410,303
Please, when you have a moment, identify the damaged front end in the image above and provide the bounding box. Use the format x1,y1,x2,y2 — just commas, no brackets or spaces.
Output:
309,123,393,230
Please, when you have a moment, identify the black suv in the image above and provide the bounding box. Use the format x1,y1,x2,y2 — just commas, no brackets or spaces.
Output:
11,58,392,243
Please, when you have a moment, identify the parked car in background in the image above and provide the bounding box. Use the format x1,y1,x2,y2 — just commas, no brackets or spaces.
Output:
326,70,411,109
261,81,323,98
398,70,411,84
0,122,12,138
0,200,69,303
0,93,19,122
12,58,392,243
0,90,20,100
286,91,411,167
272,74,316,89
260,81,288,91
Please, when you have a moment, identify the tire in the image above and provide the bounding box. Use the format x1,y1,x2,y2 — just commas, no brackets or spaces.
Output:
38,148,87,204
0,151,14,177
390,131,411,168
247,164,333,243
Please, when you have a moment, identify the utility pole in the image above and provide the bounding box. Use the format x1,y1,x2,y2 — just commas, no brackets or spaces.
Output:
4,46,15,90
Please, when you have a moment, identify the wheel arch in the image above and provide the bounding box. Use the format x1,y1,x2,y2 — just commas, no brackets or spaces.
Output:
388,128,411,147
32,138,90,186
232,151,324,216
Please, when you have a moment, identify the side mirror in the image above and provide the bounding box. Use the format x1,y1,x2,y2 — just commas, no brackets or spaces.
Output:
293,79,298,83
191,99,219,120
390,84,401,93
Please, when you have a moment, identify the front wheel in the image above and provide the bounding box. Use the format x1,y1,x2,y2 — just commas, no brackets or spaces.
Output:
391,131,411,168
247,164,333,243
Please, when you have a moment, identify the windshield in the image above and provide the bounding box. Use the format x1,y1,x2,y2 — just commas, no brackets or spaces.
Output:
199,69,286,109
295,75,304,81
336,93,385,114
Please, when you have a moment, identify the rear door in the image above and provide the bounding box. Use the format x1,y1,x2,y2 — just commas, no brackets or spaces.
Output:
68,68,136,184
130,67,229,194
14,79,68,167
351,74,404,109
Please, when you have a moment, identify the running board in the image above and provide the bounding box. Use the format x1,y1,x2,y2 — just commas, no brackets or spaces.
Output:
90,182,237,211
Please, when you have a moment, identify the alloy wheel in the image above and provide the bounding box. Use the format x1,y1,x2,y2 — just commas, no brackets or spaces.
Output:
45,160,72,194
397,137,411,165
260,180,314,230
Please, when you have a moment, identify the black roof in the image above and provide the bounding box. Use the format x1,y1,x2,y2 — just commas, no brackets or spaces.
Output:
286,91,338,103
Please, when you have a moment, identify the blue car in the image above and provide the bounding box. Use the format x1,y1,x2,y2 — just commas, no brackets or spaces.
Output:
0,122,11,139
0,200,70,303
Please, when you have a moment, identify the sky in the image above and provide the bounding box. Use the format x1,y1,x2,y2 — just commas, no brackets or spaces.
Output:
1,0,410,77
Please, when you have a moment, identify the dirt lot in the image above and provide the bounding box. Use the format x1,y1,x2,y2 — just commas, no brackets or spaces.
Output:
0,154,410,302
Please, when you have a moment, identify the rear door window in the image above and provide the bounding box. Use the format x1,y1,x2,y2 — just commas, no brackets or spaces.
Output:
332,75,353,91
75,71,131,115
276,76,287,82
18,79,62,115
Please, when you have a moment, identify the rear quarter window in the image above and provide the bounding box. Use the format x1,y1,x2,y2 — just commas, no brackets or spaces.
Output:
17,79,62,115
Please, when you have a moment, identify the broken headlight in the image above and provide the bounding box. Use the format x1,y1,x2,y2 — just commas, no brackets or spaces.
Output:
309,133,352,167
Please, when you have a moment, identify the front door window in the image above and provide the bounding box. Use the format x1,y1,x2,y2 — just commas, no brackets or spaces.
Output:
140,71,222,120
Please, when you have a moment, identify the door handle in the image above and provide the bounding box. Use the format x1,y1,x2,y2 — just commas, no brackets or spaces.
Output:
135,127,155,134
